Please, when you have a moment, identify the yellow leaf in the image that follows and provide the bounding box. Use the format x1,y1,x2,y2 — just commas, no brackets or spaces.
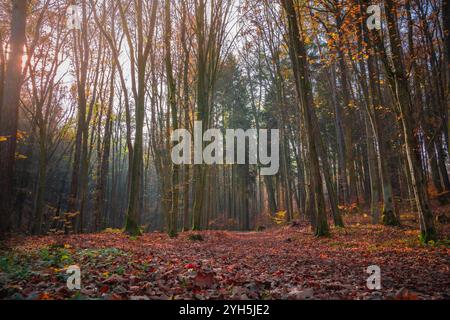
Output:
15,153,28,160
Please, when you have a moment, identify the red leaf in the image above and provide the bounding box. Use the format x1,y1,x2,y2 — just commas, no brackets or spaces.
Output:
99,285,110,294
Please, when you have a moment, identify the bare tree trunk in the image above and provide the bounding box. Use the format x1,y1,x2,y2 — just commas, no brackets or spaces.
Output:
0,31,4,120
164,0,178,237
330,65,348,205
381,0,436,242
67,0,89,234
33,133,47,234
0,0,27,238
95,60,115,231
443,0,450,144
365,113,380,223
336,43,357,204
358,0,401,226
181,2,190,231
125,0,158,236
282,0,329,237
192,1,207,231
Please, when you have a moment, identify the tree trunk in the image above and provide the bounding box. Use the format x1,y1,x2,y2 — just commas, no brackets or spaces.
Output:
94,63,115,231
443,0,450,144
0,0,27,238
382,0,436,241
165,0,178,237
33,135,47,234
125,0,158,236
0,31,4,120
282,0,329,237
361,1,400,226
181,4,190,231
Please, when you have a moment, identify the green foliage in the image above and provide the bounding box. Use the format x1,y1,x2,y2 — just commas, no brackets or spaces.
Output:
39,245,73,267
168,229,178,238
78,248,127,261
418,228,438,244
115,265,125,275
418,235,450,248
0,253,32,280
99,248,124,256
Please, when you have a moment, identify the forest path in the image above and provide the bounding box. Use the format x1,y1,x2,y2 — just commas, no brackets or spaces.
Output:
1,217,450,300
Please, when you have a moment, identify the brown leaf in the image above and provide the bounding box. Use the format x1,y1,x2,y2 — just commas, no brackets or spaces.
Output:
103,274,125,284
193,272,216,289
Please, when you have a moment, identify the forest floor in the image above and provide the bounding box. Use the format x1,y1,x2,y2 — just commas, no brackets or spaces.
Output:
1,214,450,300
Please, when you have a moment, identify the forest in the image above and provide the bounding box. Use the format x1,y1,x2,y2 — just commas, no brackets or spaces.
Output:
0,0,449,301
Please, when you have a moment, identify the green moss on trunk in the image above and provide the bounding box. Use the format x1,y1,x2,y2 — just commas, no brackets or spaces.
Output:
382,208,400,226
334,215,345,228
419,228,437,244
315,220,330,237
125,216,141,237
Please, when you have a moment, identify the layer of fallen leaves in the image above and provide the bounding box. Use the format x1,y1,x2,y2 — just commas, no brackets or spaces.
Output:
1,216,449,300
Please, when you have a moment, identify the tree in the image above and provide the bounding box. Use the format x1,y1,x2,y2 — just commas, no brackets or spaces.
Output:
0,0,28,237
164,0,178,237
281,0,329,237
377,0,437,242
444,1,450,136
122,0,158,236
191,0,232,230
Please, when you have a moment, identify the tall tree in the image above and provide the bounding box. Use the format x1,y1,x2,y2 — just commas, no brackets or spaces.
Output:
281,0,330,236
378,0,437,242
192,0,231,230
0,0,28,237
164,0,178,237
122,0,158,235
442,0,450,154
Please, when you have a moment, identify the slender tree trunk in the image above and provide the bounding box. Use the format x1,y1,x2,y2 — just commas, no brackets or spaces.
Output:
435,141,450,191
95,64,115,231
330,65,348,205
443,0,450,144
365,113,381,223
181,4,190,231
192,1,208,230
33,135,47,234
0,31,4,120
336,43,357,204
165,0,178,237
